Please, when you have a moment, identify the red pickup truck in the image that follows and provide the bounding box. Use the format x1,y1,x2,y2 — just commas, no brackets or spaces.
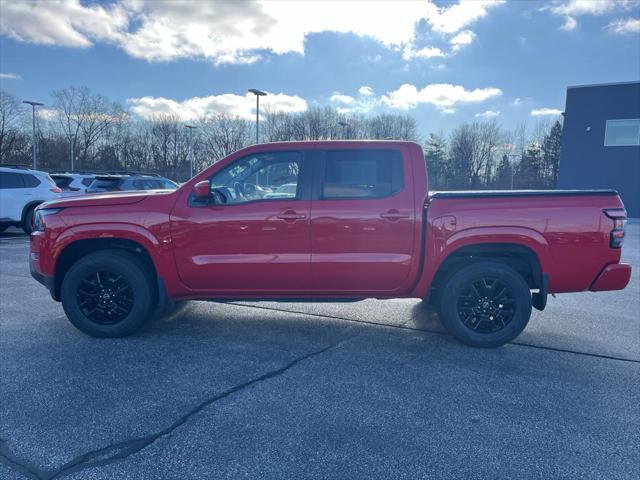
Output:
30,141,631,347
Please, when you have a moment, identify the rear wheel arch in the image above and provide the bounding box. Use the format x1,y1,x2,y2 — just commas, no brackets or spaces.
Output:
428,243,543,305
21,201,44,222
21,201,44,233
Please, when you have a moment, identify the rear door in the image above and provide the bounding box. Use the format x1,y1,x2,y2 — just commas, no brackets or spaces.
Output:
309,147,417,294
0,172,27,221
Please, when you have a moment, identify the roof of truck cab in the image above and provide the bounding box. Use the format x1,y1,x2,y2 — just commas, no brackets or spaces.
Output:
226,140,422,158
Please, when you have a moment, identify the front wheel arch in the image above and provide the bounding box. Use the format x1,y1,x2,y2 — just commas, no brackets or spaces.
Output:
54,238,159,302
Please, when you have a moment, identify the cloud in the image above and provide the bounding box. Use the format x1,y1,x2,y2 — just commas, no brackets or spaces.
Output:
330,94,355,105
544,0,638,31
382,83,502,111
127,91,307,121
424,0,505,34
0,72,22,81
450,30,476,51
606,17,640,34
358,86,374,96
0,0,428,64
475,110,500,118
402,45,446,60
561,16,578,31
530,107,563,116
548,0,617,16
0,0,128,47
0,1,506,65
511,97,533,106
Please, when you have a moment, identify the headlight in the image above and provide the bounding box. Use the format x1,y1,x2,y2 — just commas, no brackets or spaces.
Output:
33,208,63,232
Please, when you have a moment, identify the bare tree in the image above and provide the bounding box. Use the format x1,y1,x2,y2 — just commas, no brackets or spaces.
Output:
0,90,26,163
199,113,250,162
449,120,501,189
51,86,124,169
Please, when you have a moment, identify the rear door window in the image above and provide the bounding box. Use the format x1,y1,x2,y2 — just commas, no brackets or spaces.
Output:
88,178,123,191
322,149,404,199
0,172,25,189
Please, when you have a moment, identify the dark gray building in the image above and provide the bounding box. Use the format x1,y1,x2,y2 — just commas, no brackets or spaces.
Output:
559,81,640,217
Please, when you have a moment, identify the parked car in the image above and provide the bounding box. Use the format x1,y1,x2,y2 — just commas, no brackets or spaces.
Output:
85,173,178,193
50,173,97,194
30,141,631,347
264,183,298,199
0,165,62,234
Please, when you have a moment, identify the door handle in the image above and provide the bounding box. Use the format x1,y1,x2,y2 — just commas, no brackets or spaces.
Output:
277,211,307,222
380,210,409,221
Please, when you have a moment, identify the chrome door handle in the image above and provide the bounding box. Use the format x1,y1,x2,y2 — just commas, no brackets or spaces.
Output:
277,211,307,222
380,211,409,221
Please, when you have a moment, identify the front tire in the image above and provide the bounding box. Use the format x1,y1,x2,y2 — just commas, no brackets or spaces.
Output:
61,250,156,337
438,261,532,348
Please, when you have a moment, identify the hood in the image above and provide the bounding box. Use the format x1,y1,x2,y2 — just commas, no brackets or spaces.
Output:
41,189,174,209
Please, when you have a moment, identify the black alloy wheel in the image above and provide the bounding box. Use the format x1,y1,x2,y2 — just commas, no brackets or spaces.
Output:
456,277,515,333
61,250,155,337
438,261,532,348
76,270,135,325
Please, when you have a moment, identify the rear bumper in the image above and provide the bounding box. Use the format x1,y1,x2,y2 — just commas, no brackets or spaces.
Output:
589,263,632,292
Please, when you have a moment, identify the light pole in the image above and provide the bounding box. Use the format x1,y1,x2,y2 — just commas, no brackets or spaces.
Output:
69,134,76,171
185,125,197,179
248,88,267,144
22,100,44,169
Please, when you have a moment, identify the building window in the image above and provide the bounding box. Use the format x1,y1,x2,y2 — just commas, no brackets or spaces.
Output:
604,119,640,146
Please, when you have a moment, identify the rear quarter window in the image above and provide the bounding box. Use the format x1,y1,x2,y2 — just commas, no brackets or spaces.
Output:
322,149,404,199
23,174,42,188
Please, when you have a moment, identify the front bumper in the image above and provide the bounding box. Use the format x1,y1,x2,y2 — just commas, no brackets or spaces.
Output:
589,263,632,292
30,254,56,299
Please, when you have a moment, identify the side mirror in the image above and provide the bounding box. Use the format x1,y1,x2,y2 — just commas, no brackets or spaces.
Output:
192,180,210,200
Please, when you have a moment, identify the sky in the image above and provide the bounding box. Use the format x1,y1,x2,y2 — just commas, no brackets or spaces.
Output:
0,0,639,135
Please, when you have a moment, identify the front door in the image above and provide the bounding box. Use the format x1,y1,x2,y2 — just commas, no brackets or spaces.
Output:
171,151,312,293
310,148,417,294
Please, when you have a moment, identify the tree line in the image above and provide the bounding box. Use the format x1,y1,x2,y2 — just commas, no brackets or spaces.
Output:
0,86,561,189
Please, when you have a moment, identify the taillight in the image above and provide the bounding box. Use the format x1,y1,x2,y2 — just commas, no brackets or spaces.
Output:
51,187,62,193
604,209,627,248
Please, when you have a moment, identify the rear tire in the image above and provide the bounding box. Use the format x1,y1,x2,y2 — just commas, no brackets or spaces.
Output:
22,207,35,234
61,250,156,337
438,261,532,348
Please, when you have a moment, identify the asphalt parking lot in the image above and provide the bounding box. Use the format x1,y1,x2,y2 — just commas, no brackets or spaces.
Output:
1,223,638,480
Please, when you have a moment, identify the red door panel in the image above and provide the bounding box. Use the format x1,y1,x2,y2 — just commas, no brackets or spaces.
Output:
171,200,311,292
310,147,417,294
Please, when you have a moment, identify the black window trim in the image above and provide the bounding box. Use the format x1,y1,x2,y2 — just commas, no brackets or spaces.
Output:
316,148,405,201
190,149,310,208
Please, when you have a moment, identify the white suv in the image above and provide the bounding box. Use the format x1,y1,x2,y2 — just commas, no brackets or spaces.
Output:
0,165,62,234
51,173,97,194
